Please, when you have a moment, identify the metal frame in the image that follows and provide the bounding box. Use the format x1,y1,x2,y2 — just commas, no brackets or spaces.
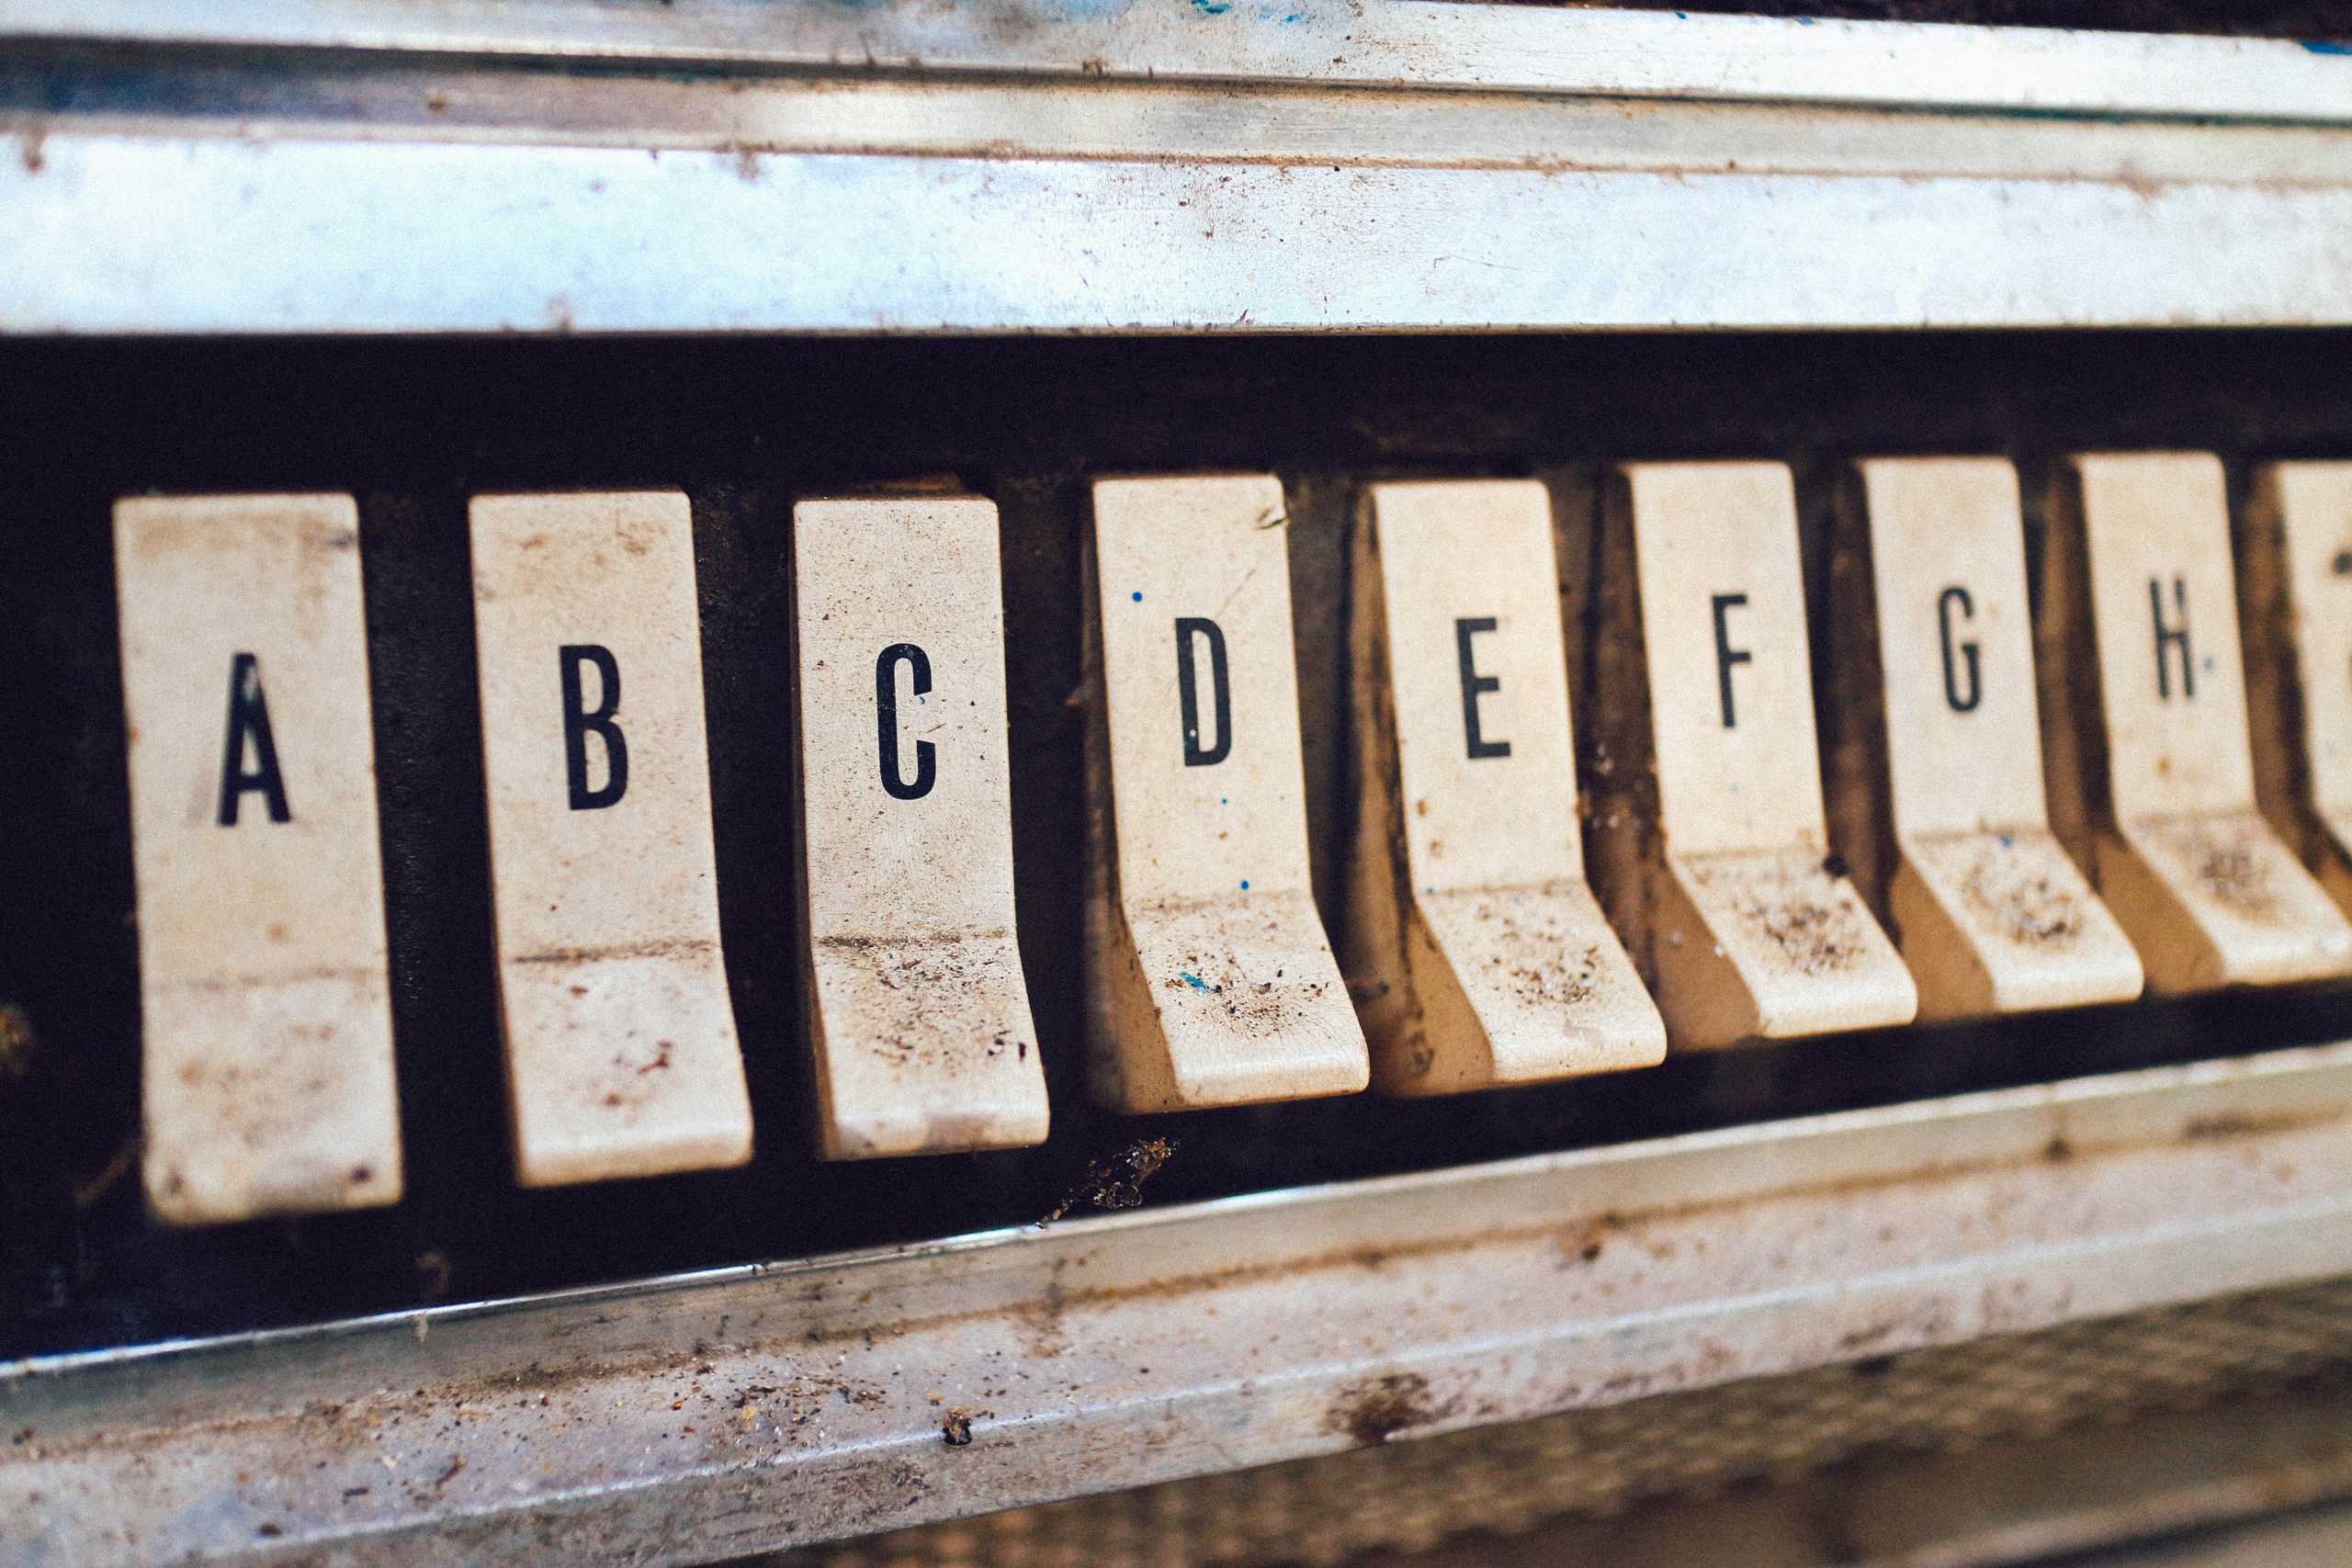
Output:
7,0,2352,333
8,0,2352,119
9,1040,2352,1564
13,8,2352,1562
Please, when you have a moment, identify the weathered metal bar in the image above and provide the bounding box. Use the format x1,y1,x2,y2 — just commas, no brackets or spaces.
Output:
4,0,2351,123
9,130,2352,334
8,1040,2352,1566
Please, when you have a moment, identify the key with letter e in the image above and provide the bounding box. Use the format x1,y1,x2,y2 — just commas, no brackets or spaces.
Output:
470,491,752,1186
1345,479,1663,1092
1824,458,2142,1019
2041,453,2352,990
1084,474,1368,1111
115,493,402,1224
793,493,1049,1157
1585,461,1916,1048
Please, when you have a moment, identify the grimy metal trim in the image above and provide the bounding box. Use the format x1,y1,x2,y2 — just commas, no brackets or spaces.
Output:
8,1041,2352,1566
12,128,2352,334
5,0,2352,124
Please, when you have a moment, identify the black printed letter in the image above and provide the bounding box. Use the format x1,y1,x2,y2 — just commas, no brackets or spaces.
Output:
876,642,937,801
1711,592,1752,729
2150,576,2194,700
1176,616,1232,767
217,651,291,826
1938,585,1982,714
1455,616,1510,760
560,644,629,810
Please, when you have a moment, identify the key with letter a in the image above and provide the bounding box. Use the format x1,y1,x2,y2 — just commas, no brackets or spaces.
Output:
1585,461,1916,1048
470,491,752,1186
2041,453,2352,990
1084,474,1368,1111
1345,479,1663,1092
115,493,402,1224
793,494,1049,1157
1824,458,2143,1019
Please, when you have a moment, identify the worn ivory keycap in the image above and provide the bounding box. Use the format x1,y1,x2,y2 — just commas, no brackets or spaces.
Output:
1344,479,1664,1093
114,494,402,1224
1586,462,1916,1049
2041,454,2352,991
470,491,752,1186
2246,463,2352,913
793,495,1049,1157
1084,475,1369,1111
1830,459,2143,1020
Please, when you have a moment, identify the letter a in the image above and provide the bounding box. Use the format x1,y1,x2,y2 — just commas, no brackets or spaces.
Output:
218,650,292,826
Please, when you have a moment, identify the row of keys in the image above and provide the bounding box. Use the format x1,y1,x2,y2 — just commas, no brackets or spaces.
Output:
110,457,2352,1223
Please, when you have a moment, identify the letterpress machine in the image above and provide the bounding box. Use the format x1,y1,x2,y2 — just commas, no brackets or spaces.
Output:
10,3,2352,1564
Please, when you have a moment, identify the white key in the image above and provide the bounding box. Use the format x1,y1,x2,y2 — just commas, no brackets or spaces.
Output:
1345,479,1663,1093
1844,457,2142,1019
1085,474,1368,1111
2249,461,2352,910
1589,461,1917,1048
2045,453,2352,990
114,493,401,1224
793,494,1050,1157
470,491,752,1186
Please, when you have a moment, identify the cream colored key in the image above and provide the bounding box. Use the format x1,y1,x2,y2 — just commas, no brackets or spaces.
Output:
470,491,752,1186
2247,462,2352,911
1838,458,2143,1020
1084,474,1369,1111
1344,479,1664,1094
2041,453,2352,991
1587,461,1916,1048
793,494,1049,1157
114,494,401,1224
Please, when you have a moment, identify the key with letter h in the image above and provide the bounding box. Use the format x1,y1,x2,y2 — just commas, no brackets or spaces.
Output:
2041,454,2352,990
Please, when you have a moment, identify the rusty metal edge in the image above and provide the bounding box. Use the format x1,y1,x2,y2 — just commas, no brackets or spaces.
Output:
7,1041,2352,1564
3,0,2352,126
14,129,2352,335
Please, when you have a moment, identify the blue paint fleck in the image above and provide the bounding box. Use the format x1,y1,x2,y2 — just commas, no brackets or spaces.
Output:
1794,12,1814,21
1131,591,1144,602
2304,38,2352,52
1240,879,1250,890
1193,0,1231,14
1181,971,1220,993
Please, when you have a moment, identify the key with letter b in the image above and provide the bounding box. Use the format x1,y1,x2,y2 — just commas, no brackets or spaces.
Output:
470,491,753,1186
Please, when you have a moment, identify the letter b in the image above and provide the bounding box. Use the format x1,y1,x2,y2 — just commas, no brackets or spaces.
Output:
560,644,629,810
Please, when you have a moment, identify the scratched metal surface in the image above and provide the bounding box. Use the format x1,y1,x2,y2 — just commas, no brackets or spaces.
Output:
9,1043,2352,1564
9,4,2352,333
